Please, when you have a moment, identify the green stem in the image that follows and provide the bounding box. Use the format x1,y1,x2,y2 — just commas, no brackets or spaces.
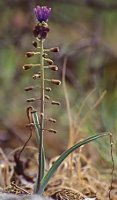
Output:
35,39,45,193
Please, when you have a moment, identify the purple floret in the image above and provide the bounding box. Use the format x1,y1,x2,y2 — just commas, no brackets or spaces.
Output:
34,6,51,22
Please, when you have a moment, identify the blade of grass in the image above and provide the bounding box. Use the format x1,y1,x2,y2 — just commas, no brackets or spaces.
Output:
74,90,107,141
62,57,73,148
38,132,109,194
62,57,74,177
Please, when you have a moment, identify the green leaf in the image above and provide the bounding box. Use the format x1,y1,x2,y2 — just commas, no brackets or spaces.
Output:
32,112,45,191
32,112,40,141
38,132,109,194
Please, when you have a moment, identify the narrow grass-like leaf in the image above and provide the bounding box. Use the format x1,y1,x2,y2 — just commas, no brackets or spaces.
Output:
38,132,109,194
32,112,40,141
32,112,45,191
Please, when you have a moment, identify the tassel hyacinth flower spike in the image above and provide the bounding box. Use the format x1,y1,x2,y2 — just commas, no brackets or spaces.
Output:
23,6,61,193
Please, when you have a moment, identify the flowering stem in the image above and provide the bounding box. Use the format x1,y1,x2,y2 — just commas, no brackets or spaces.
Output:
35,39,45,192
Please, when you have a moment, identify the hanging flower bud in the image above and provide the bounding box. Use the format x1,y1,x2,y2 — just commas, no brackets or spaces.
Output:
23,64,33,70
45,87,51,92
42,53,48,58
48,65,58,71
50,47,59,52
48,129,57,134
49,118,56,123
51,101,61,106
23,64,41,70
25,52,35,58
26,123,34,128
25,86,34,91
27,98,35,103
40,113,44,118
43,128,57,133
45,58,54,65
45,95,50,100
32,41,38,48
32,74,41,80
51,79,61,85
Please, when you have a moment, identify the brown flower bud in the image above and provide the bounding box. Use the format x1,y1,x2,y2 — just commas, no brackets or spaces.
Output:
25,86,34,91
45,95,50,100
45,58,54,65
26,123,34,128
23,64,33,70
49,118,56,123
51,79,61,85
50,47,59,52
25,52,35,58
27,98,35,102
42,53,48,58
48,65,58,71
51,101,61,106
32,74,41,80
40,113,44,118
48,129,57,134
32,41,38,48
45,87,51,92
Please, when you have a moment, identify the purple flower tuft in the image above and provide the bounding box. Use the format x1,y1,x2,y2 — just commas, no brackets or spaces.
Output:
34,6,51,22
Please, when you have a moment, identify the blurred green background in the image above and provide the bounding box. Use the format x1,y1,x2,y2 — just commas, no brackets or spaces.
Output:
0,0,117,167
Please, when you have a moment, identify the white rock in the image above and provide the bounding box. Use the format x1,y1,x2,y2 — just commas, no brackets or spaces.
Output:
0,193,53,200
